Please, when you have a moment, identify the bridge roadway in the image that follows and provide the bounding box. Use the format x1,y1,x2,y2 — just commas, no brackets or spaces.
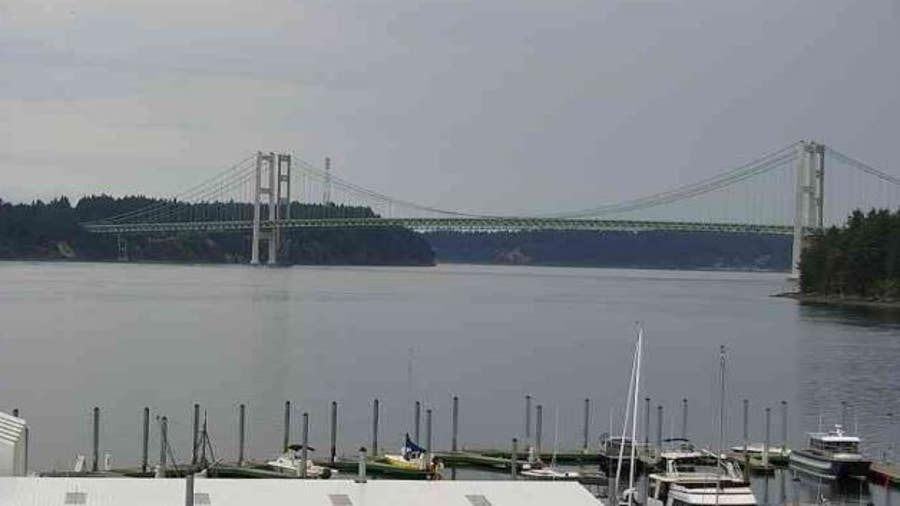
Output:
82,217,796,235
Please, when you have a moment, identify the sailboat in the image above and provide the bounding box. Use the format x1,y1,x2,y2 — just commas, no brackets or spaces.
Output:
382,433,441,475
606,325,644,506
521,406,581,480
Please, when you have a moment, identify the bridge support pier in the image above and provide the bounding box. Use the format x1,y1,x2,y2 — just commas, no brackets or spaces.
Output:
790,141,825,280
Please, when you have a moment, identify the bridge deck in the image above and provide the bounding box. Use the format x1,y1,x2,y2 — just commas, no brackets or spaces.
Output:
82,217,796,235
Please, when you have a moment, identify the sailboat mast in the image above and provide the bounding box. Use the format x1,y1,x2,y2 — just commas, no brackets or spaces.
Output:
716,345,726,506
613,335,639,503
628,327,643,497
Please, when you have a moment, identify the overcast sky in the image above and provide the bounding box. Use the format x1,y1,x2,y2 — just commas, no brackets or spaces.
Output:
1,0,898,214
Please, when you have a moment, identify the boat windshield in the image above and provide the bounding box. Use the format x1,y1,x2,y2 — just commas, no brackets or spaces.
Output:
671,456,719,474
810,439,858,453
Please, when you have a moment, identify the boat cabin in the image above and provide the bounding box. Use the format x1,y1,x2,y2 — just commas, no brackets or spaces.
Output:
806,425,861,455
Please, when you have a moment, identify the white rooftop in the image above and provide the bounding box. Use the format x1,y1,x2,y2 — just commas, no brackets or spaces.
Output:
0,478,601,506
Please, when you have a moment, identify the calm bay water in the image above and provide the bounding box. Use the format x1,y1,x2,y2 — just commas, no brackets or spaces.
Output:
1,261,898,501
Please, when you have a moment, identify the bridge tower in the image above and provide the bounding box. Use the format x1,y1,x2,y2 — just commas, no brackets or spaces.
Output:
323,157,332,204
790,141,825,279
250,152,291,265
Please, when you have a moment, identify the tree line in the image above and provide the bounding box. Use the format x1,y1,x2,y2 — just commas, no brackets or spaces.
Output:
800,209,900,298
0,195,433,265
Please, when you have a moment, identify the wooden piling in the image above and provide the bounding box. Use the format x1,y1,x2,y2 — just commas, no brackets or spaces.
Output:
525,395,532,443
656,405,663,449
92,406,100,473
452,396,459,452
141,407,150,473
414,401,421,443
330,401,338,466
192,403,200,466
301,412,309,478
583,398,590,452
426,408,433,461
238,404,246,466
283,401,291,453
160,416,169,471
356,447,367,483
742,399,749,481
511,438,518,480
644,397,650,446
372,398,380,456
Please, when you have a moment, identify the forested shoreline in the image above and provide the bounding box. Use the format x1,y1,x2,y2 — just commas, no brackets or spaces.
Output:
0,196,434,265
425,230,791,270
800,209,900,298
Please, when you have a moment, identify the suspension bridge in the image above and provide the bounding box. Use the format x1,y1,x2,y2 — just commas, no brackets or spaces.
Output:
81,141,900,276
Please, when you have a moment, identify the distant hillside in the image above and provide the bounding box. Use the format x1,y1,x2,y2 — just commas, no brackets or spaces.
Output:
423,230,790,270
0,196,434,266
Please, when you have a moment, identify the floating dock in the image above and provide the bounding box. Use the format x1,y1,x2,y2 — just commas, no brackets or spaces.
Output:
869,461,900,488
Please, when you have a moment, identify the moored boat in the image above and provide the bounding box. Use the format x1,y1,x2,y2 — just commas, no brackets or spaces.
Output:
788,425,870,480
266,445,334,478
646,451,756,506
380,434,443,477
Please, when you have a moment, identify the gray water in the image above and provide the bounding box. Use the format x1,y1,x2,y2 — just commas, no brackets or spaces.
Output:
1,262,898,501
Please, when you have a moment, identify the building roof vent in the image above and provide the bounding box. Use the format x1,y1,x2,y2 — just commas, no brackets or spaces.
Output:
64,492,87,504
329,494,353,506
466,494,492,506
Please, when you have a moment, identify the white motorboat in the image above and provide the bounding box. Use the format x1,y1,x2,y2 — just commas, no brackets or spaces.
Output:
266,445,333,478
646,452,756,506
788,424,870,480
